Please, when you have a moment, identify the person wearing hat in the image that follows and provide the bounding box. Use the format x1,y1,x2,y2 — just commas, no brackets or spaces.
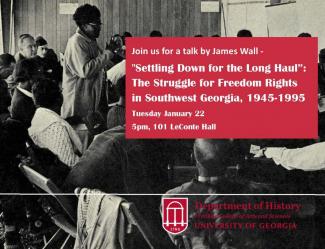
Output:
35,36,63,83
61,4,113,119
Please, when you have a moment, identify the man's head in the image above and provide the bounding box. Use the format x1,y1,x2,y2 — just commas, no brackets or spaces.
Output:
73,4,102,39
298,32,311,37
150,30,163,37
32,78,63,113
18,34,36,58
237,29,253,37
35,36,48,58
194,139,233,177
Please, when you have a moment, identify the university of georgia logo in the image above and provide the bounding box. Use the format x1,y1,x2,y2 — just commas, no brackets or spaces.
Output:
162,197,188,234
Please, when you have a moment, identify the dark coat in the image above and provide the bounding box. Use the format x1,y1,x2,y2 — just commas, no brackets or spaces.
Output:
62,128,153,194
10,87,35,128
0,118,30,193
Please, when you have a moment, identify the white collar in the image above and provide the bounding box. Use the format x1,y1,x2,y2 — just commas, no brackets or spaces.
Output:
198,176,219,184
17,86,33,98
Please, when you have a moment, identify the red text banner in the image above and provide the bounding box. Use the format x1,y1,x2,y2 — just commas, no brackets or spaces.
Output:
126,37,318,138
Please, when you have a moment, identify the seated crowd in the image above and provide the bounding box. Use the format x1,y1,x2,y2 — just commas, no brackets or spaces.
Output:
0,3,324,249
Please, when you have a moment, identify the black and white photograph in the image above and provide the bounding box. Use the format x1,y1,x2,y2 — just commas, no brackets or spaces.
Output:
1,0,325,248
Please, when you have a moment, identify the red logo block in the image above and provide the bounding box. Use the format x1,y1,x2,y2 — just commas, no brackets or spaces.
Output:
162,198,188,234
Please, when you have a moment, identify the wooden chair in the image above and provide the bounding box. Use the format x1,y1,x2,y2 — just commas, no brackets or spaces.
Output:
74,188,157,249
121,202,156,249
19,163,76,249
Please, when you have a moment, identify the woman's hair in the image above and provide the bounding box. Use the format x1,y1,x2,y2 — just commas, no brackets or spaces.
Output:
73,4,100,26
35,36,48,47
32,78,61,108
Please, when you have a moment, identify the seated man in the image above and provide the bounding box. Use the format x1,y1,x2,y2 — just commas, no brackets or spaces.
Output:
162,139,273,249
165,139,252,194
14,34,36,62
35,36,63,83
10,58,43,128
29,78,83,167
63,130,175,248
62,127,170,194
164,139,315,249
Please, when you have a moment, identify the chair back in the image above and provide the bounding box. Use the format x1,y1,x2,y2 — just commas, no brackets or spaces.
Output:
74,188,157,249
121,202,156,249
19,163,76,223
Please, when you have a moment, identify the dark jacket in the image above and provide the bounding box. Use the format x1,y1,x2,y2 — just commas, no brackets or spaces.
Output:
62,128,153,194
10,87,35,128
36,50,63,83
0,118,30,193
